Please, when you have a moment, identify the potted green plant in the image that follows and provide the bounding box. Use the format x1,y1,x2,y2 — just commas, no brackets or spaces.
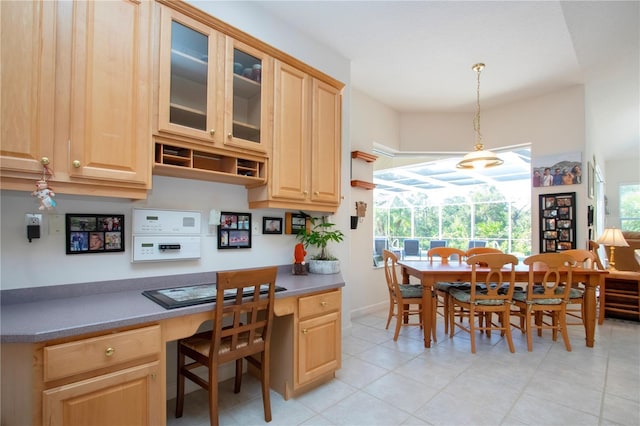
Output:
296,213,344,274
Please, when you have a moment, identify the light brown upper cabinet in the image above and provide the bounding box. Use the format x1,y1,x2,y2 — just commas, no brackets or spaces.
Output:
67,0,152,188
248,61,342,212
0,0,152,199
0,1,56,179
157,7,224,143
156,6,271,155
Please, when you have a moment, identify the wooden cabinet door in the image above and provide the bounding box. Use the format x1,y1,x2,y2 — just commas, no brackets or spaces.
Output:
297,311,341,386
270,60,309,201
68,0,151,186
0,0,56,176
43,361,161,426
310,79,342,205
222,37,272,154
157,6,223,143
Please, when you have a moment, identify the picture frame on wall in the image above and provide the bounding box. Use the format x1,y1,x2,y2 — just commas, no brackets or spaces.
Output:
66,214,124,254
262,217,282,234
539,192,576,253
284,212,309,235
218,212,251,249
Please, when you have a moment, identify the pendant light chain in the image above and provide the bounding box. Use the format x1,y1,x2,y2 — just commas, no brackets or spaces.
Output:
473,63,484,150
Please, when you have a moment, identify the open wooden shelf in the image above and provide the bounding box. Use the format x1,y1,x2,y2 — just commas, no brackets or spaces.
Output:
350,180,376,190
350,150,377,189
351,150,378,163
154,143,266,186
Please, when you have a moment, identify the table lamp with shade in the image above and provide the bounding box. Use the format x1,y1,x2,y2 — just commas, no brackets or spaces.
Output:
597,228,629,270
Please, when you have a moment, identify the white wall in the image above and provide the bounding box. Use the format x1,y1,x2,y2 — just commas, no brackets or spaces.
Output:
348,89,401,316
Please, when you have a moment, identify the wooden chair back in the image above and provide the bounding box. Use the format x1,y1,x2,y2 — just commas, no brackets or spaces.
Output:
523,253,574,302
427,247,466,263
466,247,502,258
466,253,519,301
383,249,400,297
212,267,278,364
588,240,606,270
563,249,599,270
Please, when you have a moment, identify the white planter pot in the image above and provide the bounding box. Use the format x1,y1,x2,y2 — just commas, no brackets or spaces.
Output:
307,259,341,274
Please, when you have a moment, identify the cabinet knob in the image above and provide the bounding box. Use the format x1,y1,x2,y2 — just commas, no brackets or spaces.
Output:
209,129,215,136
314,191,319,196
105,347,115,357
227,133,233,138
302,329,308,334
72,160,81,168
320,301,328,307
40,157,50,166
303,190,308,195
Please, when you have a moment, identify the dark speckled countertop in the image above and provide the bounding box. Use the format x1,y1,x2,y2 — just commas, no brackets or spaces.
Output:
1,265,345,343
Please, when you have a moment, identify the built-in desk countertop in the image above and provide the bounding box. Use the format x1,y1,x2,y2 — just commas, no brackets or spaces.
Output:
1,265,345,426
1,265,345,343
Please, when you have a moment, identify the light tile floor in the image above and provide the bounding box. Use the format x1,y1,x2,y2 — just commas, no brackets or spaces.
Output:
167,308,640,426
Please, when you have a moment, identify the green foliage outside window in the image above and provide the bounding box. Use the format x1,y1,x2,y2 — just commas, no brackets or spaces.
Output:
620,184,640,231
373,184,531,256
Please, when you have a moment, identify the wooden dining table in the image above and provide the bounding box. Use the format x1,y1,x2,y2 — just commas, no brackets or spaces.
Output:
398,259,606,348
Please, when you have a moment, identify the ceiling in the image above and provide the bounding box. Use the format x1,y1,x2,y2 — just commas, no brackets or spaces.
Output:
256,1,639,162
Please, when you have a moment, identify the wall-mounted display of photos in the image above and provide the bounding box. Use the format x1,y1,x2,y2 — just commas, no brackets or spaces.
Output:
539,192,576,253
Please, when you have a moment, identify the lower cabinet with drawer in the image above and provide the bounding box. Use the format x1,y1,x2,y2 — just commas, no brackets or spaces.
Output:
269,288,341,400
41,324,162,426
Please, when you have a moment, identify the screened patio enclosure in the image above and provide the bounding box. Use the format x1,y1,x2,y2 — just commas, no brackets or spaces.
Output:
373,148,532,259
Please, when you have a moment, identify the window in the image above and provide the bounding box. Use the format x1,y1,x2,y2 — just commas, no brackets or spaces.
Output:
373,149,531,257
620,183,640,231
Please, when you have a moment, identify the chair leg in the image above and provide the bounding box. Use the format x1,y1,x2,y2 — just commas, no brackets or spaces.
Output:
526,307,534,352
431,298,438,343
393,310,402,341
385,298,394,329
175,347,185,418
442,293,449,334
260,351,272,422
208,358,219,426
503,310,515,353
234,358,242,393
559,312,572,352
469,306,476,354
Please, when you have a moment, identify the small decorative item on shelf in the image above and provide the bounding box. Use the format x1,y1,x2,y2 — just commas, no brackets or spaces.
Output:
292,243,307,275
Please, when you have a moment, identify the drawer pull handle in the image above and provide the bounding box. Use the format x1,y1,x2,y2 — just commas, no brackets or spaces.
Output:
320,301,328,307
105,347,115,357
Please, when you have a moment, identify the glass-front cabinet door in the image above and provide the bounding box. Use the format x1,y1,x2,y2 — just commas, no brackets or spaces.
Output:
223,38,271,154
157,7,222,143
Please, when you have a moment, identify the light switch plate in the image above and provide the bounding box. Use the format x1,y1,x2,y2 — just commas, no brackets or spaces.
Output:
49,214,64,235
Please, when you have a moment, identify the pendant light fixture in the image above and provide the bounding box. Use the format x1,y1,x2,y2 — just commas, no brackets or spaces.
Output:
456,63,503,169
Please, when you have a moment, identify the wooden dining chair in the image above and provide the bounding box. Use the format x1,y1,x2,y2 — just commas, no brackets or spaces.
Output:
383,250,435,341
448,253,519,353
175,266,278,426
427,247,466,334
511,253,574,352
561,249,601,327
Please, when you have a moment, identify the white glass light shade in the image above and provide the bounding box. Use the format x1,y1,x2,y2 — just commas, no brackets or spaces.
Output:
456,147,503,169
